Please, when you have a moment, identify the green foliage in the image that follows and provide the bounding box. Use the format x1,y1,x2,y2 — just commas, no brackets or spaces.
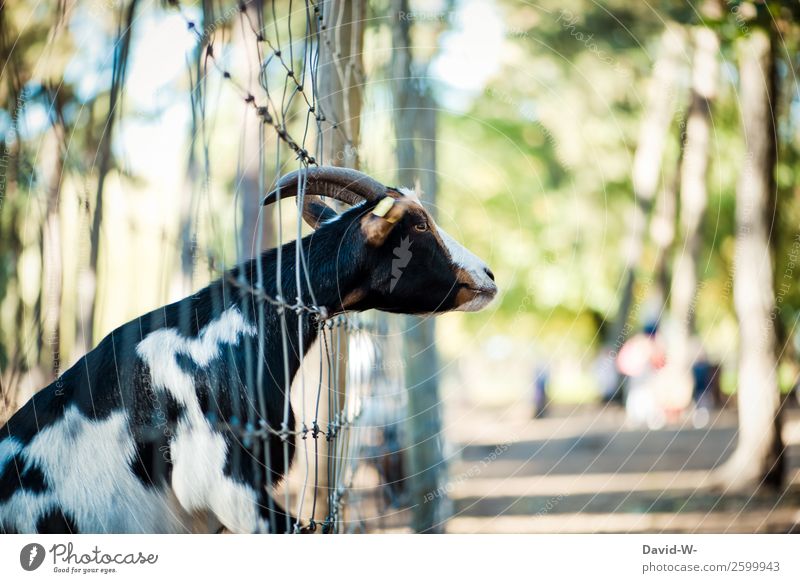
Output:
2,0,800,392
435,0,800,364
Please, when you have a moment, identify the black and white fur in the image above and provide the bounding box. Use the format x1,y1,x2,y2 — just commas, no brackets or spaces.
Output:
0,181,496,533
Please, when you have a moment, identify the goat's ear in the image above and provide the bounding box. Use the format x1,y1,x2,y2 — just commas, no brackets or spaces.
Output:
360,197,411,247
302,198,338,229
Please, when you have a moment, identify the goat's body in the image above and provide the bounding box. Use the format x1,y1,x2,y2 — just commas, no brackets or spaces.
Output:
1,257,314,533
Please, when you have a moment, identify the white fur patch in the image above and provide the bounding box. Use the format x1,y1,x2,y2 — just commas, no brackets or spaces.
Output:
0,438,21,470
438,227,498,312
397,186,422,205
135,306,264,533
0,309,265,533
170,422,261,533
136,307,257,423
0,408,192,533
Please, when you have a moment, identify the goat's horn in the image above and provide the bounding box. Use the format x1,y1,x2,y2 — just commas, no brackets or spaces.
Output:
262,167,388,229
262,166,387,208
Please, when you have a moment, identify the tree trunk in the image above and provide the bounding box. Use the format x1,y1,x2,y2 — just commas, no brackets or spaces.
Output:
40,109,65,379
237,107,274,260
606,23,686,359
236,1,273,262
318,0,363,170
717,26,784,490
663,25,719,411
650,145,679,304
391,0,445,533
74,0,136,357
309,0,365,532
172,3,207,300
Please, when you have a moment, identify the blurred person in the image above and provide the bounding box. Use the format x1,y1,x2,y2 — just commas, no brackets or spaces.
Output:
689,347,721,428
616,321,666,428
531,363,550,419
593,347,623,404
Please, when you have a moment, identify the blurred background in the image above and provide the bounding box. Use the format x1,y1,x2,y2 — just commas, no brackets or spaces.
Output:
1,0,800,532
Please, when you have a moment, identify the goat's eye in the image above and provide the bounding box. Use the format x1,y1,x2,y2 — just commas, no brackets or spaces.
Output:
414,222,429,232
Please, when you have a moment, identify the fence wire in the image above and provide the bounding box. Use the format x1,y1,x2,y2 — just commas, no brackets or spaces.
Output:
169,0,408,533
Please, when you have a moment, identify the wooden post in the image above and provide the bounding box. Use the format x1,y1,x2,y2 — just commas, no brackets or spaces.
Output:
391,0,446,533
313,0,365,532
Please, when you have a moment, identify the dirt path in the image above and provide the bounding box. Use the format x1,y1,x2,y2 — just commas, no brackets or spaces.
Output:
443,403,800,533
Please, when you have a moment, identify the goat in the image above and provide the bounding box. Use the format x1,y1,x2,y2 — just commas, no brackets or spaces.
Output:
0,167,497,533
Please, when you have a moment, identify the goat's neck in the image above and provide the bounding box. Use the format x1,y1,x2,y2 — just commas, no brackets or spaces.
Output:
232,224,363,386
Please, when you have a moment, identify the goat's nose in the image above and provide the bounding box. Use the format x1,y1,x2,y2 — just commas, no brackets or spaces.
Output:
484,267,495,282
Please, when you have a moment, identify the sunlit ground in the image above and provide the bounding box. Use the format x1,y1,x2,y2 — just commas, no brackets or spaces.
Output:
442,402,800,533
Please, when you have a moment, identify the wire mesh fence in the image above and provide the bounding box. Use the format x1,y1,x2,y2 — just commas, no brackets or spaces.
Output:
0,0,418,533
168,0,409,533
0,0,431,535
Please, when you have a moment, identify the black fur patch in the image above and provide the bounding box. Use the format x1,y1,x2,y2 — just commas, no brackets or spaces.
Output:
0,454,50,502
128,361,182,489
0,333,130,449
19,459,48,494
0,454,22,503
35,508,79,534
129,436,173,488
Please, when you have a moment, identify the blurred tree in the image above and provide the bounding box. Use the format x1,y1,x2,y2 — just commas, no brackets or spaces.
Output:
0,1,76,412
650,141,680,304
75,0,137,357
236,0,274,262
445,0,693,344
0,2,30,407
391,0,446,533
663,1,721,410
718,12,784,489
39,87,66,378
604,23,687,394
172,0,210,298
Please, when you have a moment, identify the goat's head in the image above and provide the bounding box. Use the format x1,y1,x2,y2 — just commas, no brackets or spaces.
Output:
263,167,498,315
